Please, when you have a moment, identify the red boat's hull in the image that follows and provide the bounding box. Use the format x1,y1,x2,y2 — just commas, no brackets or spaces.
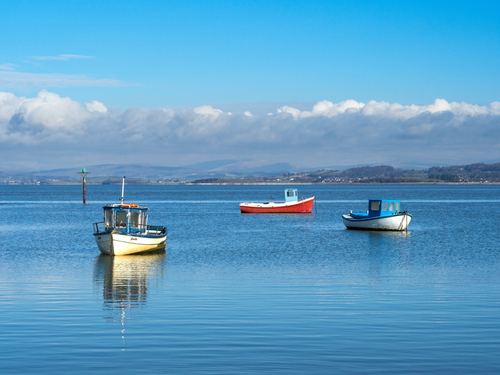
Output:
240,196,315,213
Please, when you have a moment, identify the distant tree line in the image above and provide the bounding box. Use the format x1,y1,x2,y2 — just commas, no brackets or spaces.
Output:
337,166,426,179
428,174,460,182
428,163,500,181
192,162,500,184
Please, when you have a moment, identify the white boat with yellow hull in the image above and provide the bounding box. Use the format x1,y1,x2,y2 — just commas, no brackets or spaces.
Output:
342,199,412,231
94,228,167,256
93,177,167,256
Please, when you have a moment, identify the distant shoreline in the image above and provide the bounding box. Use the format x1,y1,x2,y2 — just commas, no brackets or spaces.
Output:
2,181,498,186
3,162,499,185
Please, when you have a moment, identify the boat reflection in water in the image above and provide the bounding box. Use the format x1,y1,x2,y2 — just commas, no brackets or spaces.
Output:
93,253,167,344
94,253,166,310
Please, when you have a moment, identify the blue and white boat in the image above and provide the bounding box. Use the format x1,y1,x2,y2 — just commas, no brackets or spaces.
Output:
93,177,167,256
342,199,412,231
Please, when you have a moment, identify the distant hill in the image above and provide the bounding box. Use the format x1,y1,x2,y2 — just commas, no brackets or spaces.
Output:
182,159,237,170
338,165,426,179
22,164,187,180
191,162,500,184
0,160,300,182
428,163,500,181
211,161,295,174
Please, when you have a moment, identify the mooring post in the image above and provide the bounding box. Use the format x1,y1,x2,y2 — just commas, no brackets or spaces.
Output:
77,167,90,204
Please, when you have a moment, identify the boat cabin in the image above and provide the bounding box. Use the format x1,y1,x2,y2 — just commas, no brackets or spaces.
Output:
102,203,149,234
285,189,298,203
368,199,401,217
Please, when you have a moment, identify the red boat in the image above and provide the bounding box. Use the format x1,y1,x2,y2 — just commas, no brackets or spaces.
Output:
240,189,315,213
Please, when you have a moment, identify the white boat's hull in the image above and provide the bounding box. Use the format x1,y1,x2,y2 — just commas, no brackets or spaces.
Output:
94,232,167,256
342,213,412,231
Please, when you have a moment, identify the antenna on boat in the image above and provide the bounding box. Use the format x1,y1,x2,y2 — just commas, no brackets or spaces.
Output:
120,176,125,205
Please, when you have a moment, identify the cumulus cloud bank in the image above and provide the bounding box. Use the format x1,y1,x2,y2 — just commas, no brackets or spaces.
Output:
1,90,500,169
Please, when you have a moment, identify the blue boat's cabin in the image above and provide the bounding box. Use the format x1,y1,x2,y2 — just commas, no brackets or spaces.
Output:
285,189,298,203
368,199,401,217
101,204,149,234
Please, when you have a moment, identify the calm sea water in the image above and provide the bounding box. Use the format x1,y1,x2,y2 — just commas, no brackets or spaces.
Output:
1,184,500,374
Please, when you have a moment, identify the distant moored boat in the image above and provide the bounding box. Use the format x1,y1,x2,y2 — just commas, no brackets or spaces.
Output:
240,188,315,213
342,199,411,231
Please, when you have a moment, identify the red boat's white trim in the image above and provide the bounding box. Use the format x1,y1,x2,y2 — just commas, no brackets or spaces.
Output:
240,196,315,213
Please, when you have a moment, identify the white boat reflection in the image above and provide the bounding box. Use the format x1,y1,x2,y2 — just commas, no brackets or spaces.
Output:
93,253,167,346
93,253,166,311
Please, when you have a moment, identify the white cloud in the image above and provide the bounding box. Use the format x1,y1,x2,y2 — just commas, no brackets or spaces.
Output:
0,59,123,88
31,54,95,61
19,91,88,130
85,100,107,113
274,98,500,120
1,90,500,168
0,63,16,71
0,71,122,88
277,106,302,119
277,100,365,119
310,99,365,117
1,90,92,146
0,92,25,122
193,105,223,118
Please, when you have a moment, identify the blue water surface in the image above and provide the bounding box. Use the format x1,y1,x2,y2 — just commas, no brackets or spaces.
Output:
1,184,500,374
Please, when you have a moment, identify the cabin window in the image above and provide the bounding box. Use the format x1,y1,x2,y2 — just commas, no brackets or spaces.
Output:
287,191,293,197
389,202,394,211
130,212,140,227
104,210,113,228
382,202,388,211
396,202,400,211
115,211,127,227
370,201,380,211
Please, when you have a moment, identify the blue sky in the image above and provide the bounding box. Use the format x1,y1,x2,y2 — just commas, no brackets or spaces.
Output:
2,0,499,107
1,0,499,170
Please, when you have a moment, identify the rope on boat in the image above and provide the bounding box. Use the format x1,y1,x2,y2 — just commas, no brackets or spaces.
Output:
110,234,114,256
398,211,409,231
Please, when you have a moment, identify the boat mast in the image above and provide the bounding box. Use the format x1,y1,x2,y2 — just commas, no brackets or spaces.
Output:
120,176,125,204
